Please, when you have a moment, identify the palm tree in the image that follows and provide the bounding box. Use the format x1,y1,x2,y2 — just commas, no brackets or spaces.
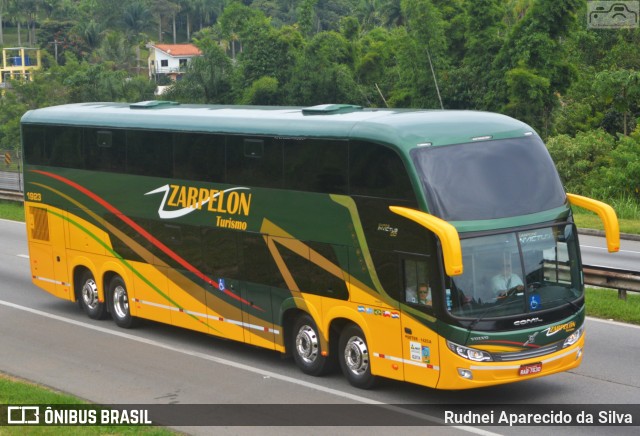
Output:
0,0,8,45
96,31,130,68
380,0,404,28
8,0,27,46
123,1,153,74
149,0,181,43
74,20,104,54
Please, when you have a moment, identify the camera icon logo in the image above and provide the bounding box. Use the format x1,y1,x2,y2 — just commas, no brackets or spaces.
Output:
588,1,639,28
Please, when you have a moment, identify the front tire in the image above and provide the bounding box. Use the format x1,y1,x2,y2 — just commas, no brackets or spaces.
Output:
78,271,107,320
108,277,137,328
291,314,335,376
339,324,377,389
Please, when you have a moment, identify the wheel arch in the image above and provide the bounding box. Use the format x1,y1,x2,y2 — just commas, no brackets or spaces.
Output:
99,261,131,312
69,257,98,303
279,296,322,358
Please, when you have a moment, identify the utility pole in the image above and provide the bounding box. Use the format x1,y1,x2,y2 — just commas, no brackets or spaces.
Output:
49,39,60,63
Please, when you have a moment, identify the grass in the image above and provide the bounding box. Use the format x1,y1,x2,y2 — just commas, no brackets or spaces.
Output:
585,288,640,324
573,196,640,234
0,374,173,434
0,200,24,221
574,211,640,235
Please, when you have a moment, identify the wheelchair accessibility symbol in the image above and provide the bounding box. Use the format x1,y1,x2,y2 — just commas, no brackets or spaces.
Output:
529,294,541,311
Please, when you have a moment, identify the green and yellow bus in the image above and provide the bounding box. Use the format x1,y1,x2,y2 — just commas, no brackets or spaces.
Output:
21,102,619,390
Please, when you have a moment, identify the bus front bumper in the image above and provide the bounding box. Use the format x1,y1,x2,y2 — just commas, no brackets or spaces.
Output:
435,334,585,390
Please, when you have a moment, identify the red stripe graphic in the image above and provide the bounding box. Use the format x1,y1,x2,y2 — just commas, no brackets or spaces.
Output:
33,170,262,311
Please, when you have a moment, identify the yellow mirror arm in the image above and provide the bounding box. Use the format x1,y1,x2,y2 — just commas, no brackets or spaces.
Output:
567,193,620,253
389,206,463,276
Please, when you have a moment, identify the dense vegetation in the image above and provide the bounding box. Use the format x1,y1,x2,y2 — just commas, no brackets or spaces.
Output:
0,0,639,214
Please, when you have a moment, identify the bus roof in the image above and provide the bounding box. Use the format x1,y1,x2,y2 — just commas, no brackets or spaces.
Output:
21,102,535,151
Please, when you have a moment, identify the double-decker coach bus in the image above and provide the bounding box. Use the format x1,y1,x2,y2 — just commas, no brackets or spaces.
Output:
21,102,619,389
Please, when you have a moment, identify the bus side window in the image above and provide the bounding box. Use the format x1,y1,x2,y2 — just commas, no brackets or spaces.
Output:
126,130,172,178
283,139,348,194
349,141,415,201
84,128,126,172
49,126,83,168
369,249,401,300
201,227,240,280
174,133,225,183
227,136,283,189
403,258,432,307
23,125,48,165
240,232,287,289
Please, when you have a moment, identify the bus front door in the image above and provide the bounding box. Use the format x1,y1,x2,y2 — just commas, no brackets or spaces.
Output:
399,255,441,388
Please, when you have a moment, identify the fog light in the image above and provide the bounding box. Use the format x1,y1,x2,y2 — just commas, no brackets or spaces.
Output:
576,347,583,360
457,368,473,379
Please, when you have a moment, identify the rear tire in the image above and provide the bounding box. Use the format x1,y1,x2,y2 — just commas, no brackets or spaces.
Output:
339,324,377,389
291,314,335,376
108,276,137,328
78,271,107,320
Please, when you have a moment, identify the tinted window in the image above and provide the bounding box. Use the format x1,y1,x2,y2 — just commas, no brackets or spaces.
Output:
227,136,283,188
174,133,225,183
240,233,287,288
412,136,566,221
284,139,348,194
84,128,126,172
52,127,83,168
22,125,48,165
370,249,401,300
24,126,83,168
201,227,240,279
349,141,414,200
276,239,348,299
126,130,172,178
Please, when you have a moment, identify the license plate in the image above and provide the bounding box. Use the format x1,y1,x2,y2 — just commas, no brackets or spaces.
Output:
519,362,542,376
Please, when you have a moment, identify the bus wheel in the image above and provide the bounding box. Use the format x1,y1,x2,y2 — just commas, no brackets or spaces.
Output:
108,277,137,329
292,314,334,376
79,271,106,320
339,324,377,389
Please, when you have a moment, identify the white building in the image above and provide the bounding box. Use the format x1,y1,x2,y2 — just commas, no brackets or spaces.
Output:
148,43,202,82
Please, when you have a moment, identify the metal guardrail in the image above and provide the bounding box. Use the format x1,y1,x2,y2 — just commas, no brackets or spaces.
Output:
0,163,24,201
583,264,640,300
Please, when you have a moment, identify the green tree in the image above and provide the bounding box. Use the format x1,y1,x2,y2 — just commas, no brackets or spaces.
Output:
449,0,505,109
241,76,279,104
545,129,615,195
391,0,448,108
285,30,362,105
164,37,234,103
217,1,262,59
123,1,153,74
96,31,130,67
593,134,640,201
491,0,582,134
593,69,640,136
72,19,104,59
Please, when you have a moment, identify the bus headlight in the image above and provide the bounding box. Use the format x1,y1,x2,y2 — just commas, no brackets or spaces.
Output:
563,326,584,348
446,340,493,362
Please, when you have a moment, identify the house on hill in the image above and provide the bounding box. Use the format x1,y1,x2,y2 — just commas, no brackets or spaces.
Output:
148,43,202,83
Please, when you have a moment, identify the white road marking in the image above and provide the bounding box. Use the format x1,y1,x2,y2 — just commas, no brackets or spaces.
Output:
581,245,640,255
587,316,640,330
0,298,499,435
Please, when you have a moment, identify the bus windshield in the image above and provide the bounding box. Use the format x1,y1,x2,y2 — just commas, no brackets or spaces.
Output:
412,136,567,221
446,224,582,319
